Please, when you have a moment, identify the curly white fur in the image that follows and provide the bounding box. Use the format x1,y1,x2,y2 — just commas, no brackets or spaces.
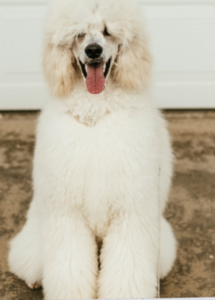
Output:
8,0,176,299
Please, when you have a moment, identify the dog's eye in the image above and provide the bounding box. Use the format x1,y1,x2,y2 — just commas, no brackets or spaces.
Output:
103,27,110,37
77,33,85,39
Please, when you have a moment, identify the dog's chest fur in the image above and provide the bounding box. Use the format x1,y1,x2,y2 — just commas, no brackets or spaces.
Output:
35,99,159,238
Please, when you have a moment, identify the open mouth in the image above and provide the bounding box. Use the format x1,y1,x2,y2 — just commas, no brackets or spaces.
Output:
79,58,111,94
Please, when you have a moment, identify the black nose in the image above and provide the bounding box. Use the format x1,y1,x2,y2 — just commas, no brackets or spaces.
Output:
85,43,103,59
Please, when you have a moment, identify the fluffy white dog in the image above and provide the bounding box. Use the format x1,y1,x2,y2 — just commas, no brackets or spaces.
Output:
8,0,176,299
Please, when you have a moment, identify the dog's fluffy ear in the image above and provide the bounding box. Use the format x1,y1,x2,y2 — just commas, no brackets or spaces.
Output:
113,29,152,90
43,44,75,97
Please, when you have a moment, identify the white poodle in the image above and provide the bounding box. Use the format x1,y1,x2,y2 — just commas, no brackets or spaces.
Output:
8,0,176,299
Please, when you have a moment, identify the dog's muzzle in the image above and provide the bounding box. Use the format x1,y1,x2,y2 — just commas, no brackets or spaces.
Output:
77,43,112,94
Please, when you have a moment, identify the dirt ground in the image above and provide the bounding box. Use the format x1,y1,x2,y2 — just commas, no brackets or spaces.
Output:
0,110,215,299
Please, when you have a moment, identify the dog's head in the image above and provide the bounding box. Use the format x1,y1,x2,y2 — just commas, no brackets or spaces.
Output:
43,0,152,97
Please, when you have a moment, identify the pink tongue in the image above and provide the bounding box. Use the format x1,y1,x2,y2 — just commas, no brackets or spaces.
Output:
86,64,105,94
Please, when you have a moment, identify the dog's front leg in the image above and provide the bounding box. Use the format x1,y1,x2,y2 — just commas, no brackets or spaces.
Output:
98,210,159,299
42,211,98,300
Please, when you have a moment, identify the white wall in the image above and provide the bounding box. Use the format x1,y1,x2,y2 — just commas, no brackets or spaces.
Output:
143,0,215,109
0,0,215,110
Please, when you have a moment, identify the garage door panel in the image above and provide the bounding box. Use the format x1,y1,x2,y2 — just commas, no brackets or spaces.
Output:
0,5,45,84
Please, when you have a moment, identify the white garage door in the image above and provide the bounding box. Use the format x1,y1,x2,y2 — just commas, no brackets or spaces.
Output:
0,0,215,110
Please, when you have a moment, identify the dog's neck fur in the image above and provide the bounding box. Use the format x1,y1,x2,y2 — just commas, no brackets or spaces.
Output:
61,82,148,126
